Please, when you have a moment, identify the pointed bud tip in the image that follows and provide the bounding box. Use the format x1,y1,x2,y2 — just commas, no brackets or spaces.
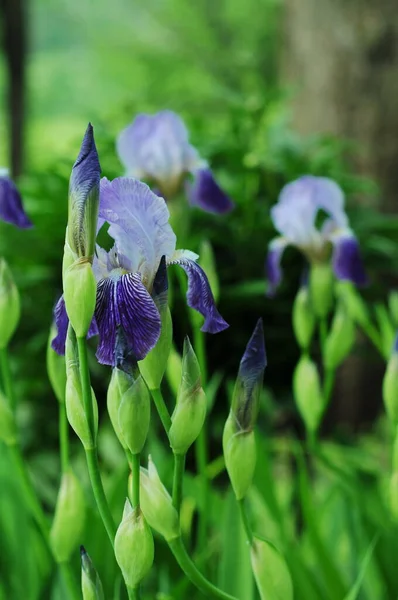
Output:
241,318,267,374
80,545,86,557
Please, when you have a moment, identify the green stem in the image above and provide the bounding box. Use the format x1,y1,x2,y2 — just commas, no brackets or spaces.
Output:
150,387,171,432
169,536,238,600
76,336,116,547
0,347,16,410
172,453,186,514
131,453,140,509
193,328,209,552
59,401,70,472
127,586,140,600
238,498,253,545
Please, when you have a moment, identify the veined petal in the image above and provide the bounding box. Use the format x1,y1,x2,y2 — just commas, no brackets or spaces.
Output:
187,168,234,214
168,256,228,334
95,273,161,366
266,237,289,296
99,177,176,284
51,295,98,355
0,173,32,228
331,231,368,286
67,124,101,259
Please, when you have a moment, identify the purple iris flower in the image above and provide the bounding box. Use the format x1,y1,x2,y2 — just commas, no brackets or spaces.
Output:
0,168,32,228
116,110,233,214
52,177,228,366
266,176,367,295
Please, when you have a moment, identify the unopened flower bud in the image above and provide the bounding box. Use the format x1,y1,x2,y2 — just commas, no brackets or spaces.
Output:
0,258,20,348
223,414,256,500
292,285,315,350
166,345,182,397
47,325,66,404
140,456,180,541
250,537,293,600
107,367,131,449
50,470,86,563
0,390,16,445
81,546,104,600
336,281,369,328
139,258,172,390
309,263,334,318
293,356,324,434
115,500,154,588
169,337,206,455
63,260,97,338
324,305,355,370
118,376,150,454
383,340,398,424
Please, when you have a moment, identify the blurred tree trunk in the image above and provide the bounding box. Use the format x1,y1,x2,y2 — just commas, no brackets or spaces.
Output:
281,0,398,428
282,0,398,210
1,0,27,177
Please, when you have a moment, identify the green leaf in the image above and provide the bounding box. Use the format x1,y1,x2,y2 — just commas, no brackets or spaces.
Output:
343,535,378,600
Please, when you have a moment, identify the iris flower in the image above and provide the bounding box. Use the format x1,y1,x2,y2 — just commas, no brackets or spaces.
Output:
0,168,32,228
53,176,228,366
266,176,367,295
116,110,233,215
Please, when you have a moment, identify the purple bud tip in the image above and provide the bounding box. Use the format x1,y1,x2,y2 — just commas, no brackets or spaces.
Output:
240,318,267,377
80,545,86,557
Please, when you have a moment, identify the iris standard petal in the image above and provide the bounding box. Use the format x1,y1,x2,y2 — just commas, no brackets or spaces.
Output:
99,177,176,283
0,175,32,228
331,231,368,286
51,295,98,355
168,256,228,333
266,237,289,296
187,168,234,214
95,273,161,366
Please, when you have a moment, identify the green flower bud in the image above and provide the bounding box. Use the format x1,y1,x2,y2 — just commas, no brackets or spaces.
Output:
389,472,398,521
140,456,180,541
166,345,182,398
336,281,369,328
169,337,206,455
309,263,334,318
107,368,131,449
250,537,293,600
293,356,324,434
292,285,315,350
47,325,66,404
115,500,154,588
81,546,104,600
50,470,86,563
223,413,256,500
324,305,355,370
0,258,20,349
118,376,150,454
0,390,16,445
389,291,398,326
383,350,398,424
139,257,172,390
63,260,97,338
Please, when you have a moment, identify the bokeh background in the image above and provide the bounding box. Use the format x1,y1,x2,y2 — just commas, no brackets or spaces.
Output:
2,1,398,597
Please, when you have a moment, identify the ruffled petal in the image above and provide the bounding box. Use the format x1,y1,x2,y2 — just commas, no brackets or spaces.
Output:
266,237,289,296
95,273,161,366
331,231,368,286
188,168,234,214
0,175,32,228
51,295,98,355
99,177,176,284
168,256,228,333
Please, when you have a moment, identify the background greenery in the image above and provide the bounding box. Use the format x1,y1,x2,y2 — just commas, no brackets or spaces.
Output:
1,0,398,598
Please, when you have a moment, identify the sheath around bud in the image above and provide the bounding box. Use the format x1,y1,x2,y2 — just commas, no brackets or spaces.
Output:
0,258,20,349
292,285,315,350
115,500,154,588
118,376,150,454
223,413,256,500
383,347,398,425
81,546,105,600
324,305,355,370
107,368,132,449
0,390,16,445
140,456,180,541
250,537,293,600
50,470,85,563
293,356,324,434
63,260,97,338
47,325,67,403
309,263,334,319
169,337,206,455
